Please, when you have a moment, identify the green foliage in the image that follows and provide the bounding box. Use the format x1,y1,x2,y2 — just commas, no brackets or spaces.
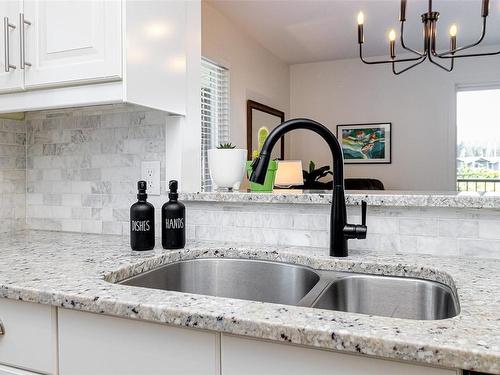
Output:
457,166,500,179
217,143,236,149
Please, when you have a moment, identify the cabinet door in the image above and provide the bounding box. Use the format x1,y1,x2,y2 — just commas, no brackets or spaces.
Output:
221,334,458,375
0,299,57,374
23,0,122,89
58,309,219,375
0,0,23,92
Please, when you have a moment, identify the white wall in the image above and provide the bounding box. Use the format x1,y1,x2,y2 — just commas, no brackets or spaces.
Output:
290,53,500,190
202,2,290,153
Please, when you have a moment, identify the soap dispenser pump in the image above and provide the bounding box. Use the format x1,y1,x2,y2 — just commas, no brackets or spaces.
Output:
130,180,155,251
162,180,186,249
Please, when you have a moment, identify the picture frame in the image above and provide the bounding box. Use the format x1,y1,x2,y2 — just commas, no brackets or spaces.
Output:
246,100,285,161
336,123,392,164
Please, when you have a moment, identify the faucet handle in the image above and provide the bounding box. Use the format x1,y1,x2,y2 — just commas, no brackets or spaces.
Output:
343,201,368,240
361,200,367,226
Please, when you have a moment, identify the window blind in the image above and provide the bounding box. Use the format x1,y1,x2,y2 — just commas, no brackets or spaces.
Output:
201,58,230,191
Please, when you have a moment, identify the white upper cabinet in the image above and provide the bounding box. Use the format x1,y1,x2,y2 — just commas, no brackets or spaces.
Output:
23,0,122,88
0,0,196,115
124,0,187,115
0,0,23,92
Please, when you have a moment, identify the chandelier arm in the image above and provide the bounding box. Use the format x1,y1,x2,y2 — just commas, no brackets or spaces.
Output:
435,17,487,57
428,51,454,72
400,21,425,57
436,48,500,59
359,44,425,65
391,55,428,75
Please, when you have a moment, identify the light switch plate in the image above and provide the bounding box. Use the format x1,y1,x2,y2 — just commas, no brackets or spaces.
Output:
141,161,161,195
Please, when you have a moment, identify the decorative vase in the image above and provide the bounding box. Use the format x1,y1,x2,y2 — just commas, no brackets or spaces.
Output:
208,148,247,191
246,160,278,192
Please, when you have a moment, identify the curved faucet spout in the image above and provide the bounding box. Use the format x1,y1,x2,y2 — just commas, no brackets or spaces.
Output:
249,118,367,257
249,118,344,187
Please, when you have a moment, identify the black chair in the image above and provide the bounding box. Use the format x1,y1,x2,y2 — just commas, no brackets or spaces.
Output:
345,178,385,190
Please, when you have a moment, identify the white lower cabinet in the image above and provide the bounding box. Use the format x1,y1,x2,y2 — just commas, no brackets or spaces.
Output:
220,334,459,375
0,300,464,375
58,309,219,375
0,299,57,374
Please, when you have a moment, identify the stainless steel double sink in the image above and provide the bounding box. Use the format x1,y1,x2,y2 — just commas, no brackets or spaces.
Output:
120,258,460,320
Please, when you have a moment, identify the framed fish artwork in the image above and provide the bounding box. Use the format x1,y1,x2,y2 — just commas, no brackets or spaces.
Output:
336,123,392,164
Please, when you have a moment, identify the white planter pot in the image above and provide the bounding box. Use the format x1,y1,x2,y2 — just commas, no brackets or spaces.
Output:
208,148,247,191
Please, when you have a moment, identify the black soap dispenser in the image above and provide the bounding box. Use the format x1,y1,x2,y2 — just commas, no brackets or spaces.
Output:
130,181,155,251
162,180,185,249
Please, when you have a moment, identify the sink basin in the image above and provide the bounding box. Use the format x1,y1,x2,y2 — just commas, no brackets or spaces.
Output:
120,258,321,305
312,275,459,320
118,258,460,320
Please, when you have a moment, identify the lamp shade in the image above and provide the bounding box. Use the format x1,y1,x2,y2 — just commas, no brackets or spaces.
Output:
274,160,303,187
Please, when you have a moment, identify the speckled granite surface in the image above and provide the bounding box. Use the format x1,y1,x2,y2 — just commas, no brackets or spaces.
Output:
181,190,500,209
1,230,499,373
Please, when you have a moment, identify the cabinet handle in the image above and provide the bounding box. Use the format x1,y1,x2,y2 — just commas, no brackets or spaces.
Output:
0,320,4,335
3,17,16,72
19,13,31,69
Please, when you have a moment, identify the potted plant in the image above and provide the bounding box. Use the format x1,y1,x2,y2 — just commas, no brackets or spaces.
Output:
246,127,278,192
208,143,247,191
302,161,333,190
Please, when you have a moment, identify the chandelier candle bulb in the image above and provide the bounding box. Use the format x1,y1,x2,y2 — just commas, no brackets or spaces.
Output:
450,24,457,51
449,24,457,37
357,12,364,44
357,11,364,25
389,29,397,59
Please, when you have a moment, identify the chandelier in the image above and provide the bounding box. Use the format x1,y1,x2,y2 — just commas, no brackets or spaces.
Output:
357,0,500,74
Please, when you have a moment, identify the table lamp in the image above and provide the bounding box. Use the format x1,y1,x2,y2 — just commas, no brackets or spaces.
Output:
274,160,303,189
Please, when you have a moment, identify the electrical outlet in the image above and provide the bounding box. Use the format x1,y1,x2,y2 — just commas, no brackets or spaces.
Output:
141,161,161,195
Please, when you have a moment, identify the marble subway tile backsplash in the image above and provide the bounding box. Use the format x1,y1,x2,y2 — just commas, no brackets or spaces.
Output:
7,103,500,260
26,105,167,235
0,119,26,233
185,202,500,259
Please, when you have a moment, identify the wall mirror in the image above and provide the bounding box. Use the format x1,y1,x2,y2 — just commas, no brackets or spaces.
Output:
246,100,285,161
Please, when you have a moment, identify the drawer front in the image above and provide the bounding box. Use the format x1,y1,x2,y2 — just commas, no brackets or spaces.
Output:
58,309,219,375
221,334,459,375
0,299,56,374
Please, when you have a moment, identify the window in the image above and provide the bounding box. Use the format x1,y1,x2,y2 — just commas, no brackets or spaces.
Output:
457,88,500,192
201,58,230,191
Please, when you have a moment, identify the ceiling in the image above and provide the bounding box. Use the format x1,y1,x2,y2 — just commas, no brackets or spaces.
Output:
208,0,500,64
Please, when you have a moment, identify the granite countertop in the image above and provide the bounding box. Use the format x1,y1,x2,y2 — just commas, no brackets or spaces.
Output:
180,190,500,209
1,230,499,373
